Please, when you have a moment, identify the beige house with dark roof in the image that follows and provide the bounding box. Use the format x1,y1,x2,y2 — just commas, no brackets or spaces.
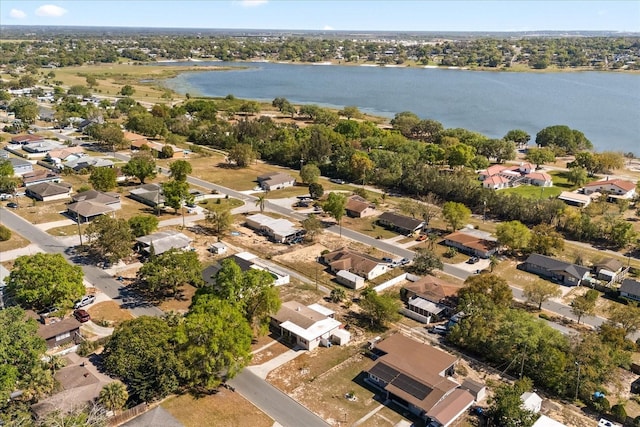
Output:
67,190,121,222
401,276,461,321
26,182,72,202
345,195,376,218
257,172,296,191
22,169,61,187
367,334,475,426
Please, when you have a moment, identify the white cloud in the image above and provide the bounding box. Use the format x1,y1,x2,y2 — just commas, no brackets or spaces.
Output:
323,25,334,31
239,0,268,8
35,4,68,17
10,8,27,19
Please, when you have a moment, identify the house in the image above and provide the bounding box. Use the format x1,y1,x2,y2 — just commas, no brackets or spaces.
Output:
620,278,640,302
37,317,82,349
123,131,148,144
345,195,376,218
23,140,66,154
482,175,510,190
322,248,388,281
593,258,625,283
520,253,591,286
558,191,591,208
202,251,290,286
257,172,296,191
367,334,475,426
526,172,553,187
401,276,461,322
136,230,192,255
377,211,425,235
336,269,366,290
129,183,165,207
443,228,498,258
270,301,348,350
478,164,508,181
245,213,305,244
26,182,72,202
583,178,637,200
521,392,542,413
9,157,34,175
64,156,114,172
45,146,84,165
77,117,103,132
67,190,121,222
208,242,228,254
22,169,61,187
10,134,44,145
533,415,567,427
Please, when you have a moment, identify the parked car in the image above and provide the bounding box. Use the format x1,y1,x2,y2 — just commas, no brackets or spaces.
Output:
428,325,448,335
0,193,12,201
399,258,410,266
38,307,61,318
74,295,96,309
73,309,91,323
382,257,393,263
6,202,18,208
467,256,479,264
329,178,346,184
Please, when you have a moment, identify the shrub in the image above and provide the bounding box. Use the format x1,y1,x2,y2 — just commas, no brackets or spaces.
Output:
0,225,11,241
611,403,627,423
538,313,551,321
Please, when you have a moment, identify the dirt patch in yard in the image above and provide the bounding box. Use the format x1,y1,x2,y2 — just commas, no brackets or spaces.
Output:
162,390,273,427
0,229,30,252
251,340,292,365
87,301,134,327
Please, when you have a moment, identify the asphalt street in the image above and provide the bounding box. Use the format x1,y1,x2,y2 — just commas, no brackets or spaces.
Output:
0,207,163,318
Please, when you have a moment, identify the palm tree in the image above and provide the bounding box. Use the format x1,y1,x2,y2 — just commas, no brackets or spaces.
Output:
255,193,266,213
99,381,128,413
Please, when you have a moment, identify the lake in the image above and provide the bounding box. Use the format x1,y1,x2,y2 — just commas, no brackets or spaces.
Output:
162,61,640,153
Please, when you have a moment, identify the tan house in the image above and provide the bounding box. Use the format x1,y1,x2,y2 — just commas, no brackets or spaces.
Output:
322,248,388,281
257,172,296,191
22,169,61,187
345,195,376,218
443,228,498,258
367,334,475,426
26,182,72,202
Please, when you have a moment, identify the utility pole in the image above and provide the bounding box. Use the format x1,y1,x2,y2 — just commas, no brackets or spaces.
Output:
76,215,83,246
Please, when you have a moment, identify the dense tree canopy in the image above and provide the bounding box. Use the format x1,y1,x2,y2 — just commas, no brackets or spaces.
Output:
122,151,157,184
7,253,84,310
137,249,203,298
86,215,133,263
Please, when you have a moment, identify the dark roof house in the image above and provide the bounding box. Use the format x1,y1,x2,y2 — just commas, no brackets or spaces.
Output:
443,228,498,258
257,172,296,191
620,279,640,302
322,247,388,281
377,211,425,235
26,182,72,202
37,317,82,349
401,276,461,321
521,253,591,287
345,195,376,218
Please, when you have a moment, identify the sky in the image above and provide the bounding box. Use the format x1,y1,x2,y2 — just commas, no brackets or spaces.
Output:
1,1,639,32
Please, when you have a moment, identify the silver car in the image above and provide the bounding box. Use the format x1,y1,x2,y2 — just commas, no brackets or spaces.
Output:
74,295,96,309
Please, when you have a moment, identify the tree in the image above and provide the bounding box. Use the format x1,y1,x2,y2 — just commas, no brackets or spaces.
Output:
330,288,346,303
205,206,232,235
611,404,627,424
160,145,174,159
528,224,564,256
441,201,471,231
359,288,401,329
128,215,159,237
255,193,266,213
608,302,640,335
7,253,84,310
523,281,562,310
409,249,443,275
0,307,51,412
488,378,539,427
38,403,107,427
309,182,324,199
504,129,531,148
138,249,203,297
302,214,323,241
120,85,135,96
323,192,347,236
228,143,257,167
162,179,192,218
300,163,320,184
535,125,592,155
85,215,133,263
176,295,252,392
169,159,192,182
350,152,374,184
339,106,362,120
9,98,38,124
572,290,598,324
458,274,513,310
89,167,117,192
98,382,128,413
525,147,556,168
122,151,156,184
496,220,532,254
567,166,588,187
609,220,636,249
85,76,98,88
102,317,181,403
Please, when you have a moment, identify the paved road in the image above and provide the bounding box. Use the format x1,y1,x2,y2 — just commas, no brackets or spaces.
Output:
229,369,329,427
0,207,163,318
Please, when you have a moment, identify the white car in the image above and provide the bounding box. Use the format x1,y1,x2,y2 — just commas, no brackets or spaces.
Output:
0,193,12,201
74,295,96,309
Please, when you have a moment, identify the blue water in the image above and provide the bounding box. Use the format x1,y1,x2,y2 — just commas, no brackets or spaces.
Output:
162,62,640,153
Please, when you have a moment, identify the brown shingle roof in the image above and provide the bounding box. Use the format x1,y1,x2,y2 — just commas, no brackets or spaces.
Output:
27,182,72,197
378,211,424,232
444,231,497,253
37,317,81,340
323,248,383,277
345,195,373,214
403,276,461,304
585,179,636,192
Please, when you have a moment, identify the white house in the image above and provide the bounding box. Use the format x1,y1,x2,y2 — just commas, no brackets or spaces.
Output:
322,248,388,281
245,213,305,244
271,301,349,350
526,172,553,187
136,230,192,255
232,251,290,285
208,242,228,254
482,175,510,190
336,269,366,290
583,178,636,200
520,392,542,414
257,172,296,191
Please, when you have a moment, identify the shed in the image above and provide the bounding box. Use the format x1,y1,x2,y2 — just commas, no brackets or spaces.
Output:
520,392,542,414
331,328,351,346
209,242,228,254
336,269,366,290
460,378,487,402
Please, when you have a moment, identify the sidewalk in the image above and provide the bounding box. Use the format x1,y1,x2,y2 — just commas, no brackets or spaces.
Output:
35,219,75,231
247,347,306,379
0,243,44,261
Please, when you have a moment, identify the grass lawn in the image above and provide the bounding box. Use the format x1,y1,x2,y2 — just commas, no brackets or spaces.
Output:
87,301,134,327
501,185,562,199
162,391,273,427
341,217,399,240
0,229,30,253
12,200,69,224
200,197,244,211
